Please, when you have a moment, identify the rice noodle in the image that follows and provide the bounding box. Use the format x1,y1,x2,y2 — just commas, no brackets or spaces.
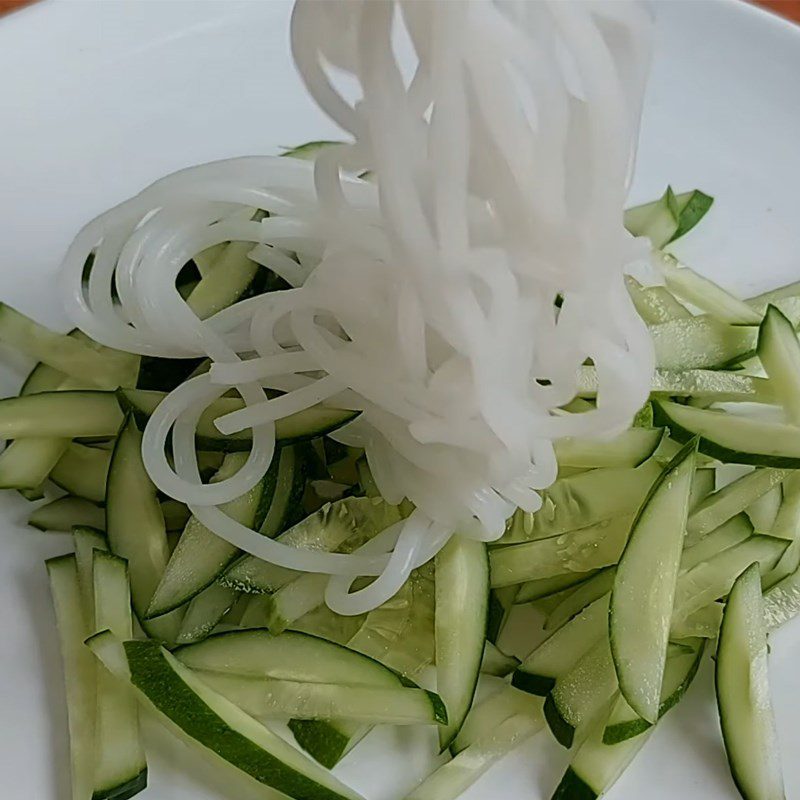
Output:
59,0,655,614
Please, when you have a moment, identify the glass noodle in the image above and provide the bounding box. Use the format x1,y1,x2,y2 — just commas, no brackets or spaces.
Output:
59,0,655,615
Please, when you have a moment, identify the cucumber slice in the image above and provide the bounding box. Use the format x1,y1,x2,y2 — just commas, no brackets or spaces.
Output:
716,563,785,800
288,719,369,769
281,140,343,160
86,632,363,800
161,499,191,532
222,497,404,594
118,388,359,452
552,698,650,800
758,305,800,425
680,514,753,573
763,567,800,630
407,714,540,800
434,536,489,750
174,628,403,687
602,638,705,744
625,276,691,324
47,555,95,800
175,583,240,645
451,685,544,755
0,391,123,439
577,366,773,403
51,442,112,503
0,304,139,389
73,525,108,617
624,186,713,248
650,316,758,370
21,360,67,395
192,242,227,276
0,436,69,489
655,399,800,468
670,603,724,639
500,462,661,543
91,552,147,800
673,535,788,622
106,416,177,642
748,280,800,310
687,469,788,544
264,573,330,634
486,585,517,643
546,568,616,633
660,255,761,325
610,439,696,723
515,571,599,604
746,485,783,533
29,496,105,532
689,468,716,513
259,443,308,538
545,638,619,748
480,641,520,677
512,594,609,697
491,515,631,588
762,474,800,587
146,452,273,618
193,672,447,725
553,428,663,469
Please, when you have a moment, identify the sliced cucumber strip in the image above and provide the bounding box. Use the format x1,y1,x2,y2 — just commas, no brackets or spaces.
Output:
0,436,68,489
758,304,800,424
611,439,696,723
650,316,758,370
577,366,773,403
500,462,661,543
0,304,139,389
625,276,691,324
763,567,800,630
747,485,783,533
552,698,650,800
687,469,788,544
546,568,616,633
670,603,724,639
0,391,123,439
86,632,363,800
91,552,147,800
603,638,705,744
288,719,369,769
553,428,663,469
660,255,761,325
481,641,520,677
146,452,272,618
175,628,402,685
748,280,800,310
29,496,105,532
222,496,404,594
434,536,489,749
118,388,359,452
515,571,599,604
282,140,343,160
655,399,800,468
192,242,227,276
106,416,177,642
73,525,108,617
491,515,631,588
407,714,540,800
451,685,544,755
259,443,308,538
512,595,609,697
545,638,619,748
624,186,713,248
486,585,517,643
175,583,240,645
716,563,785,800
194,672,447,725
264,573,330,634
680,514,753,573
690,468,716,512
161,499,191,532
47,555,95,800
673,535,788,622
51,442,112,504
21,360,66,395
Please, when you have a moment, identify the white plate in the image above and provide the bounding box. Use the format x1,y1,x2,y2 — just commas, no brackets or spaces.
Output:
1,1,799,798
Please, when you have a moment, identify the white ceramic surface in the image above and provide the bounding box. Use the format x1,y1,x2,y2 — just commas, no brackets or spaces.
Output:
0,1,799,799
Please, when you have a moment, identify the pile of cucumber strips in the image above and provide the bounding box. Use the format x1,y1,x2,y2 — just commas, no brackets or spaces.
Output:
5,171,798,800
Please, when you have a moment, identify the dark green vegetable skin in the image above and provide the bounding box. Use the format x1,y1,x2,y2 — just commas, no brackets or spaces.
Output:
124,640,357,800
